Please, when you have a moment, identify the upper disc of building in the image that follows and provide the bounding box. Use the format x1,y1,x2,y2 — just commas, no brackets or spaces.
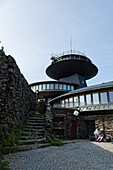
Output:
46,51,98,80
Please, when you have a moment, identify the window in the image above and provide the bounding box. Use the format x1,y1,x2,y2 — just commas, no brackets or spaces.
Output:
59,84,63,90
42,84,46,90
38,85,42,91
80,95,85,106
63,84,67,90
93,93,99,104
35,85,38,91
61,100,64,107
86,94,91,105
47,84,50,90
69,97,73,107
67,85,70,90
65,57,69,60
109,91,113,102
74,96,79,107
65,99,68,108
31,86,35,92
50,84,54,90
71,56,75,59
100,92,108,104
71,86,74,91
55,84,59,89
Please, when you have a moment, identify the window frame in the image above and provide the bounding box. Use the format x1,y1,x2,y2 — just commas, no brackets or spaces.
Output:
86,93,92,105
100,91,108,104
92,92,100,105
108,90,113,103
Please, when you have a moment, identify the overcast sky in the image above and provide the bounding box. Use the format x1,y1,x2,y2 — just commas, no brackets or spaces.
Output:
0,0,113,86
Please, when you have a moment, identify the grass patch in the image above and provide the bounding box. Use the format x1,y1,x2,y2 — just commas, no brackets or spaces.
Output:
0,160,10,170
0,117,29,170
39,135,63,146
0,119,27,149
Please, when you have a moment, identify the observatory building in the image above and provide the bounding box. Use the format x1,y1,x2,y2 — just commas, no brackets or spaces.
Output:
30,50,113,139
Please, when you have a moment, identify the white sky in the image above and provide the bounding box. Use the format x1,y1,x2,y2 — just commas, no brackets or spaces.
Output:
0,0,113,86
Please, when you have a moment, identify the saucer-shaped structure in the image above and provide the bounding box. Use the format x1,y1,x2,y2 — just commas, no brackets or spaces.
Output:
46,54,98,80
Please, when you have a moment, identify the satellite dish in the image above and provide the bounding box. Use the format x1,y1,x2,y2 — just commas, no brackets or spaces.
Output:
73,110,79,116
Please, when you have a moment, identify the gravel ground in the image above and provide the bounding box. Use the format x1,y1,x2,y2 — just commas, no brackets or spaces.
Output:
4,141,113,170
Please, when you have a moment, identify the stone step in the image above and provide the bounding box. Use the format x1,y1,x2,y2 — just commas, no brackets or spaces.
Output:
17,143,49,150
31,113,44,116
19,138,45,145
22,131,44,136
25,126,45,129
27,119,45,123
20,135,43,140
26,122,45,126
29,117,44,120
24,128,45,132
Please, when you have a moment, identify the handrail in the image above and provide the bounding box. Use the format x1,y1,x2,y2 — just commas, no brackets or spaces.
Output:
51,50,86,59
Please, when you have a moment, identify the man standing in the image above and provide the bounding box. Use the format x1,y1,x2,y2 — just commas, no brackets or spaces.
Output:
0,46,5,54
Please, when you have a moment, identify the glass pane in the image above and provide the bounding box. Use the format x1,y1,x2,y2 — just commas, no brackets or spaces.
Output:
69,97,73,107
65,99,68,108
71,56,75,59
39,85,42,91
67,85,70,90
80,95,85,106
86,94,91,105
93,93,99,104
59,84,63,90
31,86,35,92
55,84,58,89
71,86,74,91
109,91,113,102
65,57,69,60
42,84,46,90
74,96,79,107
50,84,54,90
61,100,64,107
63,84,67,90
100,92,108,104
47,84,50,90
35,85,38,91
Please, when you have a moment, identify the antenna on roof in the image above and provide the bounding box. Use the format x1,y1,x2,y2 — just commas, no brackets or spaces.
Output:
70,36,72,54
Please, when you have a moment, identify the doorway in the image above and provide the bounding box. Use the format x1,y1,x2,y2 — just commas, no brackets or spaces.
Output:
70,120,77,138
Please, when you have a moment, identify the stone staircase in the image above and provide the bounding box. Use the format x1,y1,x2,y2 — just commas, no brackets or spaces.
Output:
18,113,46,149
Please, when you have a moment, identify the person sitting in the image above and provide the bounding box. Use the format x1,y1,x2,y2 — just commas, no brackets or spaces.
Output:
96,128,106,142
94,128,99,140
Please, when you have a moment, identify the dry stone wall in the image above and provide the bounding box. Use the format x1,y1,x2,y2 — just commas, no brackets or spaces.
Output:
0,51,36,133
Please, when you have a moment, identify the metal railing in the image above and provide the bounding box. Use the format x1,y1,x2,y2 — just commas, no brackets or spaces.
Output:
51,51,90,64
51,50,86,58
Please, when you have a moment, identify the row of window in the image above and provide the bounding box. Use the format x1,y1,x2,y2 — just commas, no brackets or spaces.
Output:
52,55,89,64
31,83,74,92
54,90,113,108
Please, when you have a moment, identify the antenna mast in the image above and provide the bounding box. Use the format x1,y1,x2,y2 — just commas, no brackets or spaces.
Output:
70,36,72,54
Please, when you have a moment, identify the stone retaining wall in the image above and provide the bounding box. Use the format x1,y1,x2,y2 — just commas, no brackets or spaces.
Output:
0,51,36,133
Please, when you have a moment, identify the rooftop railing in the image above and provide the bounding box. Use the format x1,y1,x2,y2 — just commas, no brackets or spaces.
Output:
50,50,90,64
51,50,86,58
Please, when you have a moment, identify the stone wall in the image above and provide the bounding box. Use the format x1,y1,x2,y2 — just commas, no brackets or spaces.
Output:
0,51,36,133
51,108,74,137
51,107,113,139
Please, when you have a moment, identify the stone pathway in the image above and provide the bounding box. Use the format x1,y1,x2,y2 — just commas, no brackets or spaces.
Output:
4,140,113,170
